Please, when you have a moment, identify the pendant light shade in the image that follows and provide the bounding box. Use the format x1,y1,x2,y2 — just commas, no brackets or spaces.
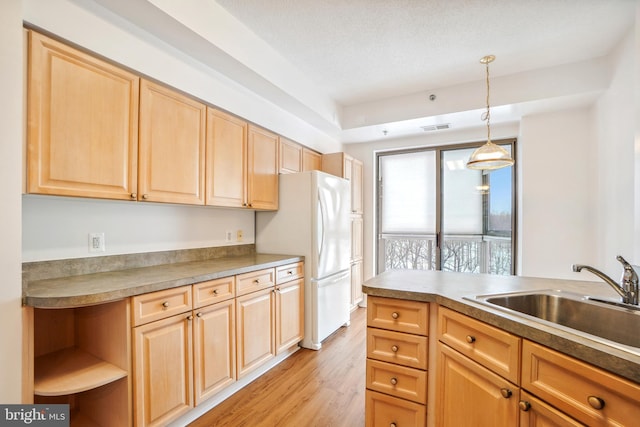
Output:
466,55,514,170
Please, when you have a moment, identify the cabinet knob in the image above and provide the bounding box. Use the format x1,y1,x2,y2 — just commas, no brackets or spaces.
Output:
391,311,399,319
186,315,193,320
390,377,398,386
196,312,203,317
500,388,512,399
391,345,399,353
587,396,605,410
287,270,293,275
212,289,219,295
162,301,170,308
390,423,397,427
518,400,531,412
254,279,260,284
142,194,149,199
465,335,476,344
130,193,137,199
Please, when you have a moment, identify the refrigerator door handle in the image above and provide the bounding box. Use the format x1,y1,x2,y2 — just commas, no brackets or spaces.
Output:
317,193,325,263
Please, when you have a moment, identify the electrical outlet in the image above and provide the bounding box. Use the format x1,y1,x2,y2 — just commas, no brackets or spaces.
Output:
237,229,243,242
225,230,232,243
89,232,105,253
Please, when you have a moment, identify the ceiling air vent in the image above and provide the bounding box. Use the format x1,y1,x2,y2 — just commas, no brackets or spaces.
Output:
421,123,451,132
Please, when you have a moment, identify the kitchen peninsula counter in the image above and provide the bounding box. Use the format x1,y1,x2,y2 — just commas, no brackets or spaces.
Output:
23,247,302,308
363,269,640,383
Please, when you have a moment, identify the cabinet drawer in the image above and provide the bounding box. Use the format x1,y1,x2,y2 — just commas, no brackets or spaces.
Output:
132,286,192,326
366,359,427,404
236,268,275,296
438,307,520,384
275,262,304,284
365,389,425,427
193,276,235,308
367,296,429,335
522,340,640,426
367,327,428,369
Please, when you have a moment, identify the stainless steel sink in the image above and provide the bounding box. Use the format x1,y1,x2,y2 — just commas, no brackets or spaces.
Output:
469,290,640,349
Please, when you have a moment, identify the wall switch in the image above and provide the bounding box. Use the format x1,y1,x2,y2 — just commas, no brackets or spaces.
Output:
89,232,105,253
225,230,232,243
237,229,243,242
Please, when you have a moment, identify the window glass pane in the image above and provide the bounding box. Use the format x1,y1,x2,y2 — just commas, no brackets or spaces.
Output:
380,151,436,234
441,148,483,234
487,157,512,236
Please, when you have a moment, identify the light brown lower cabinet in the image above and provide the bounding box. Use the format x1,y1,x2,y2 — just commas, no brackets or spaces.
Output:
436,342,518,427
236,287,276,379
366,389,426,427
133,311,194,427
519,390,584,427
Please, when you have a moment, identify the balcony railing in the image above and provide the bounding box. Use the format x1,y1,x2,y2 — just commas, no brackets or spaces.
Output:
381,234,512,275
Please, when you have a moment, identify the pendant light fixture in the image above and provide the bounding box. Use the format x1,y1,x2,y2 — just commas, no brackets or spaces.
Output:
466,55,514,170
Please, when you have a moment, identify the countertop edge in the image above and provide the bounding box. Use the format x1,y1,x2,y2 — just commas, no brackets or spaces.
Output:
24,254,304,308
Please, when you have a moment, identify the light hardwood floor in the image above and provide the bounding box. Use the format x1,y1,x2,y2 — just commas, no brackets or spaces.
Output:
188,307,366,427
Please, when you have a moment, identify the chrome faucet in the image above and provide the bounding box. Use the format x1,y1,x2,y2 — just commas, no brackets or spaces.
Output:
572,255,639,305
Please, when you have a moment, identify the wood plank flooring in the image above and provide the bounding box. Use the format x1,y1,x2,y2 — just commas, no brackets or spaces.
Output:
188,307,366,427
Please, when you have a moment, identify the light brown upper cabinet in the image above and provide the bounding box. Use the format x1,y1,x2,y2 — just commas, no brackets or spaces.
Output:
27,31,140,200
279,137,302,174
302,148,322,171
248,125,279,210
206,109,279,210
322,152,363,215
205,109,247,207
138,80,206,205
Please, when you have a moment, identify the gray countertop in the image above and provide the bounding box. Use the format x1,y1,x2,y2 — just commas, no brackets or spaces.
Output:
362,269,640,383
24,253,303,308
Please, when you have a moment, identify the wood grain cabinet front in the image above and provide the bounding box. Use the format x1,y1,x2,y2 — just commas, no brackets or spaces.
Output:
365,296,429,427
27,31,140,201
522,340,640,426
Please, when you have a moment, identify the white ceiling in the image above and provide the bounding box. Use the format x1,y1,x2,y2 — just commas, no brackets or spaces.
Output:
215,0,635,106
89,0,636,143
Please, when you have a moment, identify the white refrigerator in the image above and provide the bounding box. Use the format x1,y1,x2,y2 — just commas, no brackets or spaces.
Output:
256,171,351,350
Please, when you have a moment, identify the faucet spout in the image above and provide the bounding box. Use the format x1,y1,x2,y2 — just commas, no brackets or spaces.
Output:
572,256,639,305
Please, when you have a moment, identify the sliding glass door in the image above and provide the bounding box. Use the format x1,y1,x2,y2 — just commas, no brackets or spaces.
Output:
376,141,515,275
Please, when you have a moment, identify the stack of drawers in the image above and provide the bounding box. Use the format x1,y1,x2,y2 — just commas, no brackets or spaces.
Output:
365,296,429,427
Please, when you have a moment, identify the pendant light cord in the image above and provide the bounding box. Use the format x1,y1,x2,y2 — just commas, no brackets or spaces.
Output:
483,58,491,143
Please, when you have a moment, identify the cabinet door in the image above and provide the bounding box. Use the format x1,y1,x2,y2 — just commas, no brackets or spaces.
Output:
302,148,322,171
436,342,519,427
247,125,279,210
27,31,139,200
351,260,363,307
279,137,302,174
351,159,363,214
236,288,275,378
205,108,247,207
351,215,363,262
519,391,584,427
133,313,193,427
193,300,236,405
275,278,304,353
139,79,205,205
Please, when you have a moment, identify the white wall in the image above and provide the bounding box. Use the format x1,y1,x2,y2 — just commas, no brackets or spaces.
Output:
0,0,24,403
518,108,596,278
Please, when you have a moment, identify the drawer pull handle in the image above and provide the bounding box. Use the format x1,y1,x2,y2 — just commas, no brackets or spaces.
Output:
500,388,512,399
465,335,476,344
588,396,605,410
391,312,399,319
287,270,293,275
518,400,531,412
212,289,219,295
254,279,260,284
390,377,398,386
162,301,170,308
390,423,397,427
391,345,399,353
